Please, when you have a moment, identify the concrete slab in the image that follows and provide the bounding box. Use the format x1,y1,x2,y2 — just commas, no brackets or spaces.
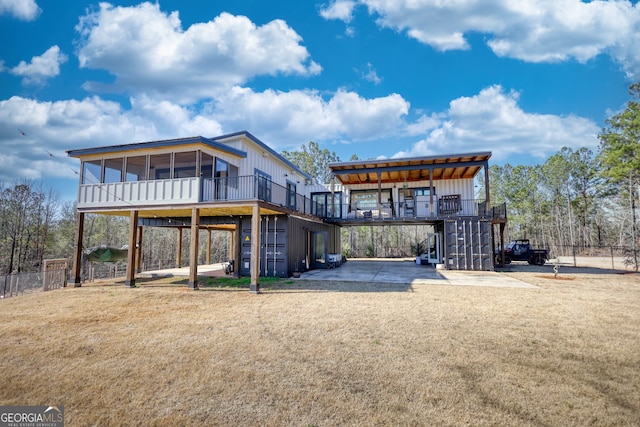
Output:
139,263,228,278
299,259,537,289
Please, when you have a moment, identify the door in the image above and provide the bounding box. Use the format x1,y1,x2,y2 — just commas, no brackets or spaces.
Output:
311,231,328,269
427,232,441,264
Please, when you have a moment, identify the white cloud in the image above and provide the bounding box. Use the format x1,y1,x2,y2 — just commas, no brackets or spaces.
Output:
209,86,409,147
356,63,382,84
320,0,357,22
322,0,640,79
0,96,223,182
0,0,40,21
9,46,68,86
394,85,600,162
75,2,321,103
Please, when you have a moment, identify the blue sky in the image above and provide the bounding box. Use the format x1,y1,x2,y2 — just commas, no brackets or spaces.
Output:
1,0,639,200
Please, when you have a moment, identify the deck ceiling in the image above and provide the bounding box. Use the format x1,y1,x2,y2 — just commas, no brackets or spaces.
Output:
78,204,285,224
330,152,491,185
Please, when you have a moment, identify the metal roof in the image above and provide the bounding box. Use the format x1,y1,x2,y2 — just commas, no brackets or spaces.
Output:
329,152,492,185
66,135,247,158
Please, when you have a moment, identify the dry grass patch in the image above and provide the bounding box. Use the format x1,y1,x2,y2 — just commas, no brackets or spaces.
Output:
0,272,639,426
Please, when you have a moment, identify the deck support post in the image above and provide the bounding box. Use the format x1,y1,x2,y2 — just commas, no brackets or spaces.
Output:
124,210,138,287
136,226,143,273
250,204,261,294
71,212,85,287
176,227,183,267
206,229,212,264
188,207,200,289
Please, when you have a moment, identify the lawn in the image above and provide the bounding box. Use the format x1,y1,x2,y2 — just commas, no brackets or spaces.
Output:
0,270,638,426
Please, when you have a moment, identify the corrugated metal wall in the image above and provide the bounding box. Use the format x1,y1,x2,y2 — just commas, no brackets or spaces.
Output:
444,219,493,271
238,215,340,278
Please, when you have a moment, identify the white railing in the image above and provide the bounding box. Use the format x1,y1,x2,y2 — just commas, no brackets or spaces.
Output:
77,177,200,208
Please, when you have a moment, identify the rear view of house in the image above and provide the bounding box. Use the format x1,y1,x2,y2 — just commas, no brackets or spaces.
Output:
66,131,506,292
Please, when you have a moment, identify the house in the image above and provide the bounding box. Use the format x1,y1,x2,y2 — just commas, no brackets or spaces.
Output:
66,131,506,292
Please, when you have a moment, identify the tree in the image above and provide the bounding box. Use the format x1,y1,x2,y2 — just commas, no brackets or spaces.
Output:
599,82,640,270
281,141,340,184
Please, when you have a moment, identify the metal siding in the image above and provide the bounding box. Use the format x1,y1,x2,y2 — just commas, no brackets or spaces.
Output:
444,219,493,271
239,216,287,278
437,179,475,200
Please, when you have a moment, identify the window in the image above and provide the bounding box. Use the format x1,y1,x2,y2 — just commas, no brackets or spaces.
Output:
201,152,213,180
414,187,435,197
174,151,197,178
255,169,271,202
103,158,123,183
215,158,228,200
125,156,146,181
350,189,390,211
82,160,102,184
149,153,171,180
286,181,297,210
312,192,342,218
228,164,238,189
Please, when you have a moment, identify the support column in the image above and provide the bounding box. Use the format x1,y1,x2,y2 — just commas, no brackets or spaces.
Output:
484,160,491,208
135,226,143,273
233,221,241,278
71,212,85,287
429,167,434,215
188,207,200,289
176,227,183,267
125,210,138,287
206,229,212,264
250,204,261,294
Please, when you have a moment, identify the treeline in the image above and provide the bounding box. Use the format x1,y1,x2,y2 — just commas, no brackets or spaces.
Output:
3,83,638,273
0,181,232,274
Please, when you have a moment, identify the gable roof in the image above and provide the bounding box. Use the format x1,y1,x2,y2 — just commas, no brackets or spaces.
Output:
212,131,313,181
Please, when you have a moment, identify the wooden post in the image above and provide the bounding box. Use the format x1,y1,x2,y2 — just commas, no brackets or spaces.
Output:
233,221,241,277
176,227,183,267
206,229,212,264
250,204,261,294
188,208,200,289
136,226,143,273
125,210,138,287
484,160,491,208
71,212,85,287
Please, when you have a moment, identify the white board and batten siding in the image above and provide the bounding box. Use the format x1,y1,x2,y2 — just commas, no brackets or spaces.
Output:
222,136,307,190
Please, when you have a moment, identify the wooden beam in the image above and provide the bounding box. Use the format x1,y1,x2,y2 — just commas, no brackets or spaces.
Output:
484,160,491,208
206,229,212,264
125,210,138,287
188,208,200,289
135,226,143,273
176,227,183,267
250,203,261,294
71,212,84,287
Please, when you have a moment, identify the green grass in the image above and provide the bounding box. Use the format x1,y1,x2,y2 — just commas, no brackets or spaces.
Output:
199,275,287,288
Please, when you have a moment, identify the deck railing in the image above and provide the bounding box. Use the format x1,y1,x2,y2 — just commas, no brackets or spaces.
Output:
77,175,319,216
76,176,507,222
320,199,507,221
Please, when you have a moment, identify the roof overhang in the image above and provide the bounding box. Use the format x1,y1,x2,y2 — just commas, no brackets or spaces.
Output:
329,152,491,185
66,136,247,159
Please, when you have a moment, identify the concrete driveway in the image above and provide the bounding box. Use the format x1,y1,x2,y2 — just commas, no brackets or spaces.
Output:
299,258,537,288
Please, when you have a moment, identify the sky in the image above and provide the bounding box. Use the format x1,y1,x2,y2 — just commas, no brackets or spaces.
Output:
1,0,639,201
